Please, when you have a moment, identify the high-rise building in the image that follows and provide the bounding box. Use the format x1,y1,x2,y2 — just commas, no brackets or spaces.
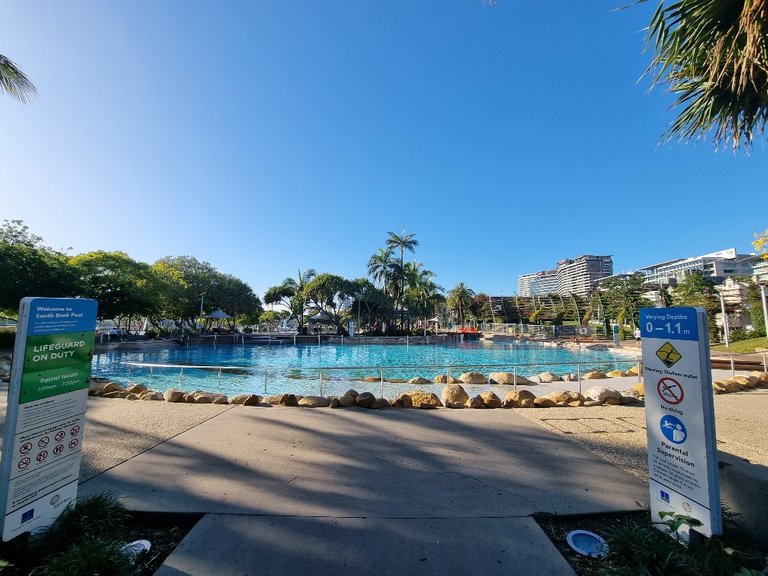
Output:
555,255,614,296
518,270,558,296
517,255,613,297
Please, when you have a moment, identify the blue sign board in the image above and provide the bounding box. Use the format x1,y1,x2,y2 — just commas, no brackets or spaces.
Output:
640,307,698,341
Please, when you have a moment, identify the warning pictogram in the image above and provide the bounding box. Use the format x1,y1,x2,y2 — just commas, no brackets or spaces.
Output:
656,342,682,368
657,377,684,405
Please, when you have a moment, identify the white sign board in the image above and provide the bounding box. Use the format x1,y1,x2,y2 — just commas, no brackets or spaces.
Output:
640,307,721,537
0,297,97,540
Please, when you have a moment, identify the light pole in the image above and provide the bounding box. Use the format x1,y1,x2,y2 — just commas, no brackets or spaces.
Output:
716,291,730,347
199,291,207,324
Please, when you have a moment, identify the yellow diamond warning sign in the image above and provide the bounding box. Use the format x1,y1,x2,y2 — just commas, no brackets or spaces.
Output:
656,342,682,368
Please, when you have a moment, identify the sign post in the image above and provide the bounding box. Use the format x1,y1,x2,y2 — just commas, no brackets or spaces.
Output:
640,307,721,539
0,297,97,540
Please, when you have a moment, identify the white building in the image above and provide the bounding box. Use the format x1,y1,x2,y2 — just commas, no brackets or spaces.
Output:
518,255,613,297
640,248,754,287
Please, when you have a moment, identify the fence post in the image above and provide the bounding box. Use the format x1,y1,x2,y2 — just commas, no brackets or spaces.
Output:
730,355,735,377
319,370,324,396
577,364,582,395
264,370,268,394
513,367,517,391
380,369,384,398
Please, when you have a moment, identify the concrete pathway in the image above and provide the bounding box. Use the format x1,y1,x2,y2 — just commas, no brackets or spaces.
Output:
80,401,649,575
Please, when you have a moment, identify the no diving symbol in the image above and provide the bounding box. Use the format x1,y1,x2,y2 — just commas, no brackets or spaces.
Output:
658,377,684,405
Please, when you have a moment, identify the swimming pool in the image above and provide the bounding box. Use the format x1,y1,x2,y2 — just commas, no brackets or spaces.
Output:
91,340,636,399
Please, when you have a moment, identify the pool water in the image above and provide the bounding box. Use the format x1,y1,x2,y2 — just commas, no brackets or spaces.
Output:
91,340,635,399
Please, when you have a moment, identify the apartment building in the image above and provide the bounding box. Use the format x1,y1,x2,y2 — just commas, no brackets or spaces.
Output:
639,248,754,287
518,255,613,297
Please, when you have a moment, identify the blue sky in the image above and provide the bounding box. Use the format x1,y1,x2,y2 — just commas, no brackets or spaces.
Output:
2,1,766,301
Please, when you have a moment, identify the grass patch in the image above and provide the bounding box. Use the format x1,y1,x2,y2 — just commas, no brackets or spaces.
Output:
0,493,199,575
536,509,767,576
711,337,768,354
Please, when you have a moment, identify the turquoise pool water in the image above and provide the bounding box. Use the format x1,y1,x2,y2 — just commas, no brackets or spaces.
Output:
92,340,635,398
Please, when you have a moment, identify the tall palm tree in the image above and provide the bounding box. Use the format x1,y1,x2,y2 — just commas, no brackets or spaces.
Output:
367,247,395,291
0,54,37,104
386,228,418,326
643,0,768,150
404,262,444,335
447,282,475,327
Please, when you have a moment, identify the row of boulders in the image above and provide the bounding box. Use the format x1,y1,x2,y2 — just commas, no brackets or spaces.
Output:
89,378,646,409
362,366,642,386
714,372,768,394
88,371,768,409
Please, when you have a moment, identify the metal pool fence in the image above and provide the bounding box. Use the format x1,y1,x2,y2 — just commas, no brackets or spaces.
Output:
119,358,645,398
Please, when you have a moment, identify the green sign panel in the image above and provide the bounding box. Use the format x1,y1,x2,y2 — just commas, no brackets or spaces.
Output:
21,332,95,403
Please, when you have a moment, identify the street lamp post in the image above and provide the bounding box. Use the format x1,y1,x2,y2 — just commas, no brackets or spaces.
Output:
199,291,207,329
717,291,730,347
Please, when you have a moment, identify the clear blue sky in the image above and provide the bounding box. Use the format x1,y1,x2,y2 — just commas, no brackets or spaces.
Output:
3,1,766,301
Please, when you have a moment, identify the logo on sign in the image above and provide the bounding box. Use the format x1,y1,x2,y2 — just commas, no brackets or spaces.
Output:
656,342,682,368
657,377,684,405
660,415,687,444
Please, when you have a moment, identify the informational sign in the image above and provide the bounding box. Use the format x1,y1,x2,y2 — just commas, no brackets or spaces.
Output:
640,307,721,538
0,298,97,540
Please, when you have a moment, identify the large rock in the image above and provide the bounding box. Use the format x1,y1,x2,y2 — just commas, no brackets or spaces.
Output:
371,397,391,409
606,370,626,378
479,391,502,408
489,372,534,385
339,394,357,407
265,393,299,406
231,393,263,406
409,377,432,385
409,391,442,408
728,375,760,389
536,371,562,383
141,392,165,401
533,397,556,408
459,372,487,385
583,371,608,379
541,390,585,407
750,371,768,385
433,374,461,384
630,382,644,398
626,364,642,376
126,384,149,395
299,395,331,408
503,390,536,408
392,393,413,408
355,392,376,408
584,386,623,406
441,384,469,406
466,395,483,409
392,390,442,408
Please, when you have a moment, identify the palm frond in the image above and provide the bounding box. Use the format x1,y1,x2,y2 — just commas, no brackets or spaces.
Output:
0,54,37,104
643,0,768,150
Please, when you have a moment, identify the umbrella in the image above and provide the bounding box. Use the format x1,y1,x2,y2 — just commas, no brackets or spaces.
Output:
206,309,233,319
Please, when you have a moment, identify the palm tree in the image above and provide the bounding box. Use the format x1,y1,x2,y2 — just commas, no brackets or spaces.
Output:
1,54,37,104
264,268,316,332
643,0,768,150
386,228,419,327
404,263,444,335
447,282,475,328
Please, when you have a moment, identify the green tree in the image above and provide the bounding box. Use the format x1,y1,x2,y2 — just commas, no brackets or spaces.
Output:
69,251,162,328
403,263,444,334
385,228,419,327
263,269,316,333
643,0,768,150
300,273,355,334
671,273,720,341
151,256,221,330
0,54,37,104
0,221,79,314
446,282,475,327
599,273,653,328
206,273,262,328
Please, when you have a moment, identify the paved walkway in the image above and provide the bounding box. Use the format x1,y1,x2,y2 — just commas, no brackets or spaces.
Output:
80,401,649,576
77,368,768,576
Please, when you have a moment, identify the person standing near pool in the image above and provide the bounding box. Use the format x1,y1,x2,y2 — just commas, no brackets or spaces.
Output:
634,327,641,347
